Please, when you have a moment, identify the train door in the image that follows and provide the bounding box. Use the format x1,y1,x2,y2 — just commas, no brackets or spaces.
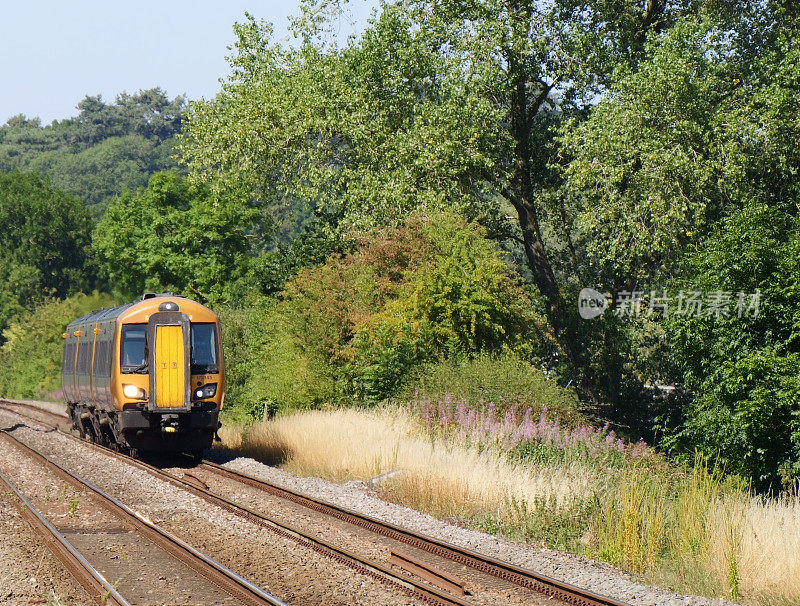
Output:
154,325,185,407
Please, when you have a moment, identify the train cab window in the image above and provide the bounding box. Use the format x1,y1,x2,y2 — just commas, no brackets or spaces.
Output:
121,325,147,373
191,323,218,372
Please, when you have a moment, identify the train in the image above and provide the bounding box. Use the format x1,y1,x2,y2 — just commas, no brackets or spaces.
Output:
61,294,225,457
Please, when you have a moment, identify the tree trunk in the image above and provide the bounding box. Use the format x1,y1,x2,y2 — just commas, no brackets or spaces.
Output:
505,1,604,406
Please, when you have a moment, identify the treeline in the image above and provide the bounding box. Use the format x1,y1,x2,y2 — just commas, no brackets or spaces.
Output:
0,88,183,208
1,1,799,490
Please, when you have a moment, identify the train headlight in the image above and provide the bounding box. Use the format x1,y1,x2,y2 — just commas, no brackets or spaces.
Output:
194,383,217,399
123,384,147,399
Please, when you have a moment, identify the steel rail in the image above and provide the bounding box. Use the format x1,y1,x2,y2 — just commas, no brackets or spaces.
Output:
0,400,69,426
0,431,286,606
0,405,473,606
199,461,629,606
103,448,472,605
122,455,475,606
0,466,130,606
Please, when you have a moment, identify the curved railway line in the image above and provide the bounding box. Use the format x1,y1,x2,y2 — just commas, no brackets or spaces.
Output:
0,429,285,606
0,399,630,606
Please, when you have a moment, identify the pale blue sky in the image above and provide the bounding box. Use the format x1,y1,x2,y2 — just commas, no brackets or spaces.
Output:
1,1,379,125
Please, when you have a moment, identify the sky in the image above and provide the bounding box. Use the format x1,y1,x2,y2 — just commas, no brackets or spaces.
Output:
1,1,379,125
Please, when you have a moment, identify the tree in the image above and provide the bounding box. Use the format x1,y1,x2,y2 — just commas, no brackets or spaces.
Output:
93,171,257,302
664,203,800,489
0,171,94,334
179,0,715,407
0,88,186,209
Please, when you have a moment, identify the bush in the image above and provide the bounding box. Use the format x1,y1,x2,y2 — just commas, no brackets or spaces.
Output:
220,212,549,415
398,352,581,420
0,292,118,398
217,212,549,416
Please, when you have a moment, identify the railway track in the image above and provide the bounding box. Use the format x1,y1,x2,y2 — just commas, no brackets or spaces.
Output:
0,401,473,606
0,399,630,606
0,429,285,606
194,461,631,606
0,466,130,606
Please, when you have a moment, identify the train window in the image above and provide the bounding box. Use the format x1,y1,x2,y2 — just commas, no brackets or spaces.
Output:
94,339,111,377
77,332,92,374
62,341,74,374
121,324,147,373
190,323,218,372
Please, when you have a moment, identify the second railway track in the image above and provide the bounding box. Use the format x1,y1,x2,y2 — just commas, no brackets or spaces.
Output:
0,399,630,606
0,401,473,606
0,429,284,606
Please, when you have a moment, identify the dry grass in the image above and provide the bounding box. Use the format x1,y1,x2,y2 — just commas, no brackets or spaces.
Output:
706,493,800,604
220,407,595,519
220,407,800,605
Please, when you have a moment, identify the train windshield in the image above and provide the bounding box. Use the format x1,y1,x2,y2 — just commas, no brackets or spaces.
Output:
121,324,147,373
191,323,218,373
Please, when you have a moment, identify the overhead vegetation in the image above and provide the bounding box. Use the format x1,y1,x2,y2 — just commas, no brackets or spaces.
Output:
93,171,258,302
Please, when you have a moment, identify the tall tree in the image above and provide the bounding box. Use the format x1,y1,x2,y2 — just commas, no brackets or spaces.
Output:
0,88,186,209
180,1,771,412
93,171,257,302
0,171,94,334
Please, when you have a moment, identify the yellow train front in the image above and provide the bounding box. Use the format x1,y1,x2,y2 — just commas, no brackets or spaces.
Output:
61,294,225,457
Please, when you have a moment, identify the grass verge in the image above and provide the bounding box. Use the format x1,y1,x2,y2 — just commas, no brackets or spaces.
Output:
219,406,800,604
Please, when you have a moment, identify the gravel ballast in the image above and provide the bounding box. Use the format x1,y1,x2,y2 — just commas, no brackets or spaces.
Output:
1,401,738,606
0,408,419,606
0,481,91,605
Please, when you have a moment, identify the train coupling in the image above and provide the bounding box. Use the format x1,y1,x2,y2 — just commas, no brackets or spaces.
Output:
160,414,181,433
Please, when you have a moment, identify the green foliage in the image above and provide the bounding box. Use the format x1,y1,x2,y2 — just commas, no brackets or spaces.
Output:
0,171,94,335
180,8,508,230
28,135,178,209
0,88,184,209
399,352,581,421
179,0,740,417
560,9,800,288
560,16,730,284
551,8,800,488
218,297,336,421
220,213,544,414
664,202,800,489
93,171,257,302
0,292,117,398
181,1,710,232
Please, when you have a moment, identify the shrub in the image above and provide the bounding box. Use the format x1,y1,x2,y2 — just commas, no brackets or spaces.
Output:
399,353,580,420
0,292,118,398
